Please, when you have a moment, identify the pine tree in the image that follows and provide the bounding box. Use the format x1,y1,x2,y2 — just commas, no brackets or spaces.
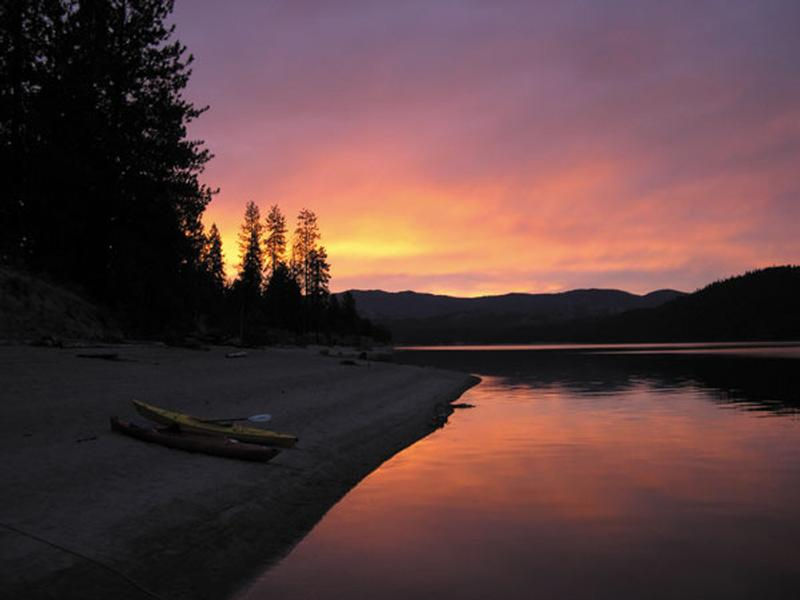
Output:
1,0,214,333
203,223,226,292
307,246,331,300
264,262,302,332
306,246,330,340
237,201,264,297
291,208,321,295
264,204,287,279
1,0,70,265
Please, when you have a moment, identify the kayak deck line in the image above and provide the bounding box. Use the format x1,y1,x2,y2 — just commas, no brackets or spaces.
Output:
131,400,298,447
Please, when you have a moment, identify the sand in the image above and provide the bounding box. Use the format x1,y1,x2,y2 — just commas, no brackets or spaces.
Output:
0,344,478,600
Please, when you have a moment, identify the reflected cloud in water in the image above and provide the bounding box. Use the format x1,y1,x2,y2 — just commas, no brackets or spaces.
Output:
240,345,800,600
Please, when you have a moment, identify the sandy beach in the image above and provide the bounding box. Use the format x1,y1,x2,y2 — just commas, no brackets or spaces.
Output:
0,344,477,600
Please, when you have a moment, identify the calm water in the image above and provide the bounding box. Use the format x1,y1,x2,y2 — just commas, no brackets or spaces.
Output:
239,345,800,599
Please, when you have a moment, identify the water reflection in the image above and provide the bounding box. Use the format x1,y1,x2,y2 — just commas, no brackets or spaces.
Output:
239,349,800,600
397,347,800,415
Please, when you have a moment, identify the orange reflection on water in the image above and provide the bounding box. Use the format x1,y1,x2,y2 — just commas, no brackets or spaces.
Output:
241,376,800,600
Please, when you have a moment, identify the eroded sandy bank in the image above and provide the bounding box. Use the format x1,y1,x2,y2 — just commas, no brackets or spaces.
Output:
0,344,478,600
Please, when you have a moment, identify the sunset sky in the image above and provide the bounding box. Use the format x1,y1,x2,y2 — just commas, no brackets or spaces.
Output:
172,1,799,296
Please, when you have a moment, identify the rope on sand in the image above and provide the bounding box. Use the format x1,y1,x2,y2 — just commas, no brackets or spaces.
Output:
0,521,168,600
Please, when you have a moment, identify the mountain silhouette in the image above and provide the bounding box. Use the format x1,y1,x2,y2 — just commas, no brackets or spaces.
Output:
342,266,799,344
340,288,685,343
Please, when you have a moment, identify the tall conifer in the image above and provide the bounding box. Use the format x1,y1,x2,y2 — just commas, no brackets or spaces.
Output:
291,208,321,295
237,201,264,297
264,204,287,278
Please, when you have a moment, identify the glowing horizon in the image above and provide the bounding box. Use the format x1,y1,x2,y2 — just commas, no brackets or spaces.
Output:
174,1,799,297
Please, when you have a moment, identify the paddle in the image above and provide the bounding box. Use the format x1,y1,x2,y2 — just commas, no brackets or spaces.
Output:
198,413,272,424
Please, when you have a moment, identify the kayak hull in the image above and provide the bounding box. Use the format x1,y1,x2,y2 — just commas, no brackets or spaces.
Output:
132,400,298,447
110,417,280,462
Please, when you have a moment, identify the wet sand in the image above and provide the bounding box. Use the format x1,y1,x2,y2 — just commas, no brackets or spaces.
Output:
0,344,477,600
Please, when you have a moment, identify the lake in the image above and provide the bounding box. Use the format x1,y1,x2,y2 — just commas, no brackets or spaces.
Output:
238,344,800,599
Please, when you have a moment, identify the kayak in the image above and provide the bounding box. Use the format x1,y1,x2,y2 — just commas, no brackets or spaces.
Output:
132,400,298,447
110,417,280,462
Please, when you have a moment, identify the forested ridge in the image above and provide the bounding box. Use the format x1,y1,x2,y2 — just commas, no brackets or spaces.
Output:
569,265,800,343
0,0,383,344
370,266,799,344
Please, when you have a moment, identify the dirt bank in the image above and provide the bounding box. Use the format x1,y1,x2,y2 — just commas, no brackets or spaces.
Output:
0,344,478,600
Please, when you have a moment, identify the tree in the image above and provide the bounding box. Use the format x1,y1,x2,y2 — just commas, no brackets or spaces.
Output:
203,223,226,292
0,0,65,264
291,208,321,295
307,246,331,300
341,291,359,332
264,204,287,279
264,262,302,332
0,0,214,333
233,201,265,343
236,201,264,297
305,246,330,339
327,293,342,333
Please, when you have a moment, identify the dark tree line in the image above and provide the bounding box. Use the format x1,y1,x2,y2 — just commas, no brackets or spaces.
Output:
204,204,389,346
1,0,213,333
0,0,385,344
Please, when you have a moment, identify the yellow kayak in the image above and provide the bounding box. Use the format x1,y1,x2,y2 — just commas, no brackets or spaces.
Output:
132,400,298,448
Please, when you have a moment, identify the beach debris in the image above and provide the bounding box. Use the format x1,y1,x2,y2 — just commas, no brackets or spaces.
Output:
370,352,394,362
32,335,63,348
451,403,475,409
431,402,452,429
225,351,248,359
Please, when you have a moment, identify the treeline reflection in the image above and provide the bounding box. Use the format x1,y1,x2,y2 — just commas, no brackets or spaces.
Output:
397,349,800,416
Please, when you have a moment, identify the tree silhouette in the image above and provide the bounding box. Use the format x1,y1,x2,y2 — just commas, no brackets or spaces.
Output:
264,262,302,332
0,0,213,333
341,291,359,332
306,246,331,339
0,3,387,344
264,204,287,279
203,223,226,293
307,247,331,300
291,208,321,296
232,201,266,343
236,201,264,297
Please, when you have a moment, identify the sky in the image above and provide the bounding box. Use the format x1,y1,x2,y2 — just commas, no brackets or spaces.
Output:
172,0,800,296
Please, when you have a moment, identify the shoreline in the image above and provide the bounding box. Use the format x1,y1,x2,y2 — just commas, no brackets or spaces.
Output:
0,344,478,600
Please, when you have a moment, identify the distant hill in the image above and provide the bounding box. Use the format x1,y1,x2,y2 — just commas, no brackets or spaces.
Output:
339,287,685,343
556,265,800,343
341,266,799,344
